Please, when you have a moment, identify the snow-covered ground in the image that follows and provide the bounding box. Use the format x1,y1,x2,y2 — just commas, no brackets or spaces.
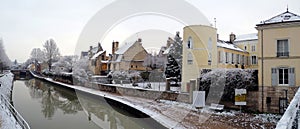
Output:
0,72,22,129
104,82,180,92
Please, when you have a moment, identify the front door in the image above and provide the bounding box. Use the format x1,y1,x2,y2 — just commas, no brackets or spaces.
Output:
279,98,287,114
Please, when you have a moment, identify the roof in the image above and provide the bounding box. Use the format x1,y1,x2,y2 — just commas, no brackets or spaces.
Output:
257,10,300,25
217,40,246,52
234,33,258,42
115,41,136,54
91,50,105,59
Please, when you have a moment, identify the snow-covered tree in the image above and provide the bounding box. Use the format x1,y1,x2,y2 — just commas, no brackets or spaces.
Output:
30,48,45,63
109,70,141,84
199,68,257,102
164,31,182,83
72,57,91,85
53,55,78,74
43,38,60,71
0,38,11,71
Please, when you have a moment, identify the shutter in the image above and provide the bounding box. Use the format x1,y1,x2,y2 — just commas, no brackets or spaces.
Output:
271,68,278,86
289,68,295,86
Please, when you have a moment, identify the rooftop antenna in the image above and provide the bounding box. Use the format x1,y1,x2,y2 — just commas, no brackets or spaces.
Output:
214,18,217,28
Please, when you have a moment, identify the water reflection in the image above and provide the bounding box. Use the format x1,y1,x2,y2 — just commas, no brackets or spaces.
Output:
14,79,166,129
24,79,83,119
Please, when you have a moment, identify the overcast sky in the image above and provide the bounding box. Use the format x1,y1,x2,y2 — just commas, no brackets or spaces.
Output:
0,0,299,62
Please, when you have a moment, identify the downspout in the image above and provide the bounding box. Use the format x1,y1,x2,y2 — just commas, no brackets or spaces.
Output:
261,29,264,112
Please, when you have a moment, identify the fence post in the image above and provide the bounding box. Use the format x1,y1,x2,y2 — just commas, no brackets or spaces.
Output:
165,78,170,91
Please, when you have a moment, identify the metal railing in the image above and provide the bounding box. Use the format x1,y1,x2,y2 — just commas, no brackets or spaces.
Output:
276,88,300,129
277,52,289,57
0,94,30,129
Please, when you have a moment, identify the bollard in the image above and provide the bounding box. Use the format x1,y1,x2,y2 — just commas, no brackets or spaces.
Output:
189,79,196,103
165,78,171,91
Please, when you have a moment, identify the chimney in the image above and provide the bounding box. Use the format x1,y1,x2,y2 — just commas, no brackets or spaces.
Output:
90,46,93,51
98,42,103,51
138,38,142,42
230,32,236,43
112,41,119,55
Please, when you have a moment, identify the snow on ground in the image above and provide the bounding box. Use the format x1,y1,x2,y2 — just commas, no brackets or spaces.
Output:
0,72,22,129
104,82,180,92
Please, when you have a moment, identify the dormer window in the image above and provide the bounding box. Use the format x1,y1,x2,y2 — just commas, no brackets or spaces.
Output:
283,15,291,20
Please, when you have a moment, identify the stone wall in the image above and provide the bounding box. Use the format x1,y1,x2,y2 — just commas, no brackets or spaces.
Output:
257,86,299,113
96,84,190,103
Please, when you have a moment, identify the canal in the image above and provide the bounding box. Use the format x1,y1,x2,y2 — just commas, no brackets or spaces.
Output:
12,79,166,129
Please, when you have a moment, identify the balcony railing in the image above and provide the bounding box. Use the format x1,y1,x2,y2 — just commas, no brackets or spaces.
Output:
277,52,289,57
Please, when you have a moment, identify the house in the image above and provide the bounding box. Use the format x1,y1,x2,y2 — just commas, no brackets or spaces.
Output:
233,33,259,69
256,9,300,113
110,39,148,71
182,25,252,92
87,43,108,75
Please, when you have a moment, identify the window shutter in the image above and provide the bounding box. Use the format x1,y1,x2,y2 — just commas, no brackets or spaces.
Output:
289,68,295,86
271,68,278,86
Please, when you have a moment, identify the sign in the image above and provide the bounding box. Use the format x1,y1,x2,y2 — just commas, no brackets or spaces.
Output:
193,91,205,108
235,89,247,105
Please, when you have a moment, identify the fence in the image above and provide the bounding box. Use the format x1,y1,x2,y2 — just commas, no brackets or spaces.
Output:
276,88,300,129
0,94,30,129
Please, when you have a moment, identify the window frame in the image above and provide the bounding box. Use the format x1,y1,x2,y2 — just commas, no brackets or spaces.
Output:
276,39,289,57
278,67,289,86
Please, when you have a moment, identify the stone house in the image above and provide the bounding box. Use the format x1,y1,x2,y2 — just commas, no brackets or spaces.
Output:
110,39,148,71
87,43,108,75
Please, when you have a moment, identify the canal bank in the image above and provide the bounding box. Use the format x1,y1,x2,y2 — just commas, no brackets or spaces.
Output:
0,72,29,129
29,72,171,128
29,72,281,129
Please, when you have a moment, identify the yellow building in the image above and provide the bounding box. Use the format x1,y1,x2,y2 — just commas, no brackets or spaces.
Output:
182,25,252,92
256,9,300,113
233,33,259,69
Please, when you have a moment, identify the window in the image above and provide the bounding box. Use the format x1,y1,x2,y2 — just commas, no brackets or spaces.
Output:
272,67,295,86
187,37,193,49
225,52,229,63
187,52,193,65
277,39,289,57
236,54,240,64
231,53,234,64
251,56,257,64
244,46,247,50
241,55,244,64
218,51,222,63
278,68,289,85
251,45,256,52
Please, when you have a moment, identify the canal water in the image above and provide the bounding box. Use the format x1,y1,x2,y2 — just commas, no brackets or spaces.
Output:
12,79,166,129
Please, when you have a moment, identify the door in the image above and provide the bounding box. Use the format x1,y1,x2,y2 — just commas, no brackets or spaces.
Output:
279,98,287,114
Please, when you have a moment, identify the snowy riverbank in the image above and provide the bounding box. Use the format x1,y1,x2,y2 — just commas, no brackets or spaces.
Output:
0,72,22,129
31,71,281,129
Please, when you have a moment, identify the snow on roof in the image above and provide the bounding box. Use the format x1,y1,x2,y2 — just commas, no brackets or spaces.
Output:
258,10,300,25
217,40,246,52
91,50,105,59
234,33,258,42
115,55,123,62
115,41,136,54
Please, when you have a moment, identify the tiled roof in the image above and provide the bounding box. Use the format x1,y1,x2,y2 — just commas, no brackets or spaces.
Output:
258,10,300,25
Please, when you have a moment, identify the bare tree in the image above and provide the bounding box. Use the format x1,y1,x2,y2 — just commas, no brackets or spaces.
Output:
43,38,60,71
30,48,44,62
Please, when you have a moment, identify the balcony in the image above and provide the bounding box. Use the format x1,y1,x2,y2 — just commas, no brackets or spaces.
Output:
277,52,289,57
